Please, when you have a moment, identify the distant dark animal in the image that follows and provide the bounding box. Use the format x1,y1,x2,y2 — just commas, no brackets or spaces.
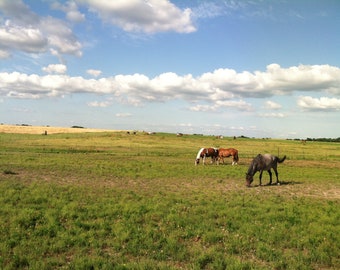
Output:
218,148,239,165
246,154,286,187
195,147,219,165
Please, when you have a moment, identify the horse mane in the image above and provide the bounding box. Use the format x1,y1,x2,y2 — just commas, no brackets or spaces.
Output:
247,154,262,175
254,154,263,161
196,148,205,159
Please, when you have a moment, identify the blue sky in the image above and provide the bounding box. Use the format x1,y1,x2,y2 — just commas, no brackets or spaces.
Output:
1,0,340,138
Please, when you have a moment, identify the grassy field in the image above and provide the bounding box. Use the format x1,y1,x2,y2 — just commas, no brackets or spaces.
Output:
0,129,339,269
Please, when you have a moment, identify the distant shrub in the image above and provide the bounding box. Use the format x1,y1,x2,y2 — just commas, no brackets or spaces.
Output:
71,126,85,129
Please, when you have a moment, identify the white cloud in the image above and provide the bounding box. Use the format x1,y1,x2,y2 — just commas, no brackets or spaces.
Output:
297,96,340,111
0,0,82,58
87,69,102,77
264,100,282,109
0,0,39,25
115,113,132,118
192,2,226,19
42,64,67,74
78,0,196,33
0,20,47,53
51,1,85,23
1,64,340,113
259,112,285,118
0,49,10,59
189,100,252,112
87,100,111,107
40,16,82,56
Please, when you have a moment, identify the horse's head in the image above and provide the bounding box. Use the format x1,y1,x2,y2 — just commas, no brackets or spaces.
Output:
195,158,200,165
246,173,253,187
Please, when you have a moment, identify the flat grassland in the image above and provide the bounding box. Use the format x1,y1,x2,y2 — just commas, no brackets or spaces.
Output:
0,127,339,269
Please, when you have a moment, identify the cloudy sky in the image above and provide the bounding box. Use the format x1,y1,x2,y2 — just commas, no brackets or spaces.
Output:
1,0,339,138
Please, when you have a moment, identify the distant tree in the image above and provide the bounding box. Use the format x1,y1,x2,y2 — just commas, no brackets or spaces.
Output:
71,126,84,129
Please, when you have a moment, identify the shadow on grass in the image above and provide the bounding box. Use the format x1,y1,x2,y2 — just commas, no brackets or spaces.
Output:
3,170,18,175
249,180,303,188
277,180,303,186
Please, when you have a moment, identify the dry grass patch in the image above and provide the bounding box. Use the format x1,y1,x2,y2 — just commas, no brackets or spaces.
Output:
0,124,119,134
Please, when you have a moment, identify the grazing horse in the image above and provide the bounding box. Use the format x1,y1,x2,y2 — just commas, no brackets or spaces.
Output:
218,148,239,165
246,154,286,187
195,147,219,165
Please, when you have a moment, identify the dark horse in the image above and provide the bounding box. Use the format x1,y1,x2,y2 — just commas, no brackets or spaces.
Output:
218,148,239,165
195,147,219,165
246,154,286,187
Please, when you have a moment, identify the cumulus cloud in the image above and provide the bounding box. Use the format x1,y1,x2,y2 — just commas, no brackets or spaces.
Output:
87,69,102,77
0,0,39,25
264,100,282,110
87,100,111,107
39,16,82,56
189,100,252,112
0,48,11,59
297,96,340,111
116,113,132,118
42,64,67,74
78,0,196,33
0,20,47,54
51,1,85,23
259,112,285,118
0,0,82,58
1,64,340,112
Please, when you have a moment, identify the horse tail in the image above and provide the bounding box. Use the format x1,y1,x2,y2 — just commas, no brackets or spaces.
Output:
278,155,286,163
234,150,239,162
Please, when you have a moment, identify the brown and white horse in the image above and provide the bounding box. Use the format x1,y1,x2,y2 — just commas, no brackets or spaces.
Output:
218,148,239,165
195,147,219,165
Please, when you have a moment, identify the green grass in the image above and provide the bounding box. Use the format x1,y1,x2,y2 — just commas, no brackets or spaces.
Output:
0,132,339,269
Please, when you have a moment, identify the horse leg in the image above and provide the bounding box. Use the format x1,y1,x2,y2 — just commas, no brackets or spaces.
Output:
203,156,206,165
274,168,280,185
232,155,236,165
267,170,272,185
259,171,263,186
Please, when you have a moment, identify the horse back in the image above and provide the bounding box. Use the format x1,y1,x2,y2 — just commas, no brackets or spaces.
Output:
218,148,237,156
260,154,283,170
207,147,219,157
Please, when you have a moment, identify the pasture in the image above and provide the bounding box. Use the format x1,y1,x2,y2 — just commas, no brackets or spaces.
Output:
0,130,339,269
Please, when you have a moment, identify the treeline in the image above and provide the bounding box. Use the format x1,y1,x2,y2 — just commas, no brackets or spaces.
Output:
289,137,340,142
306,137,340,142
